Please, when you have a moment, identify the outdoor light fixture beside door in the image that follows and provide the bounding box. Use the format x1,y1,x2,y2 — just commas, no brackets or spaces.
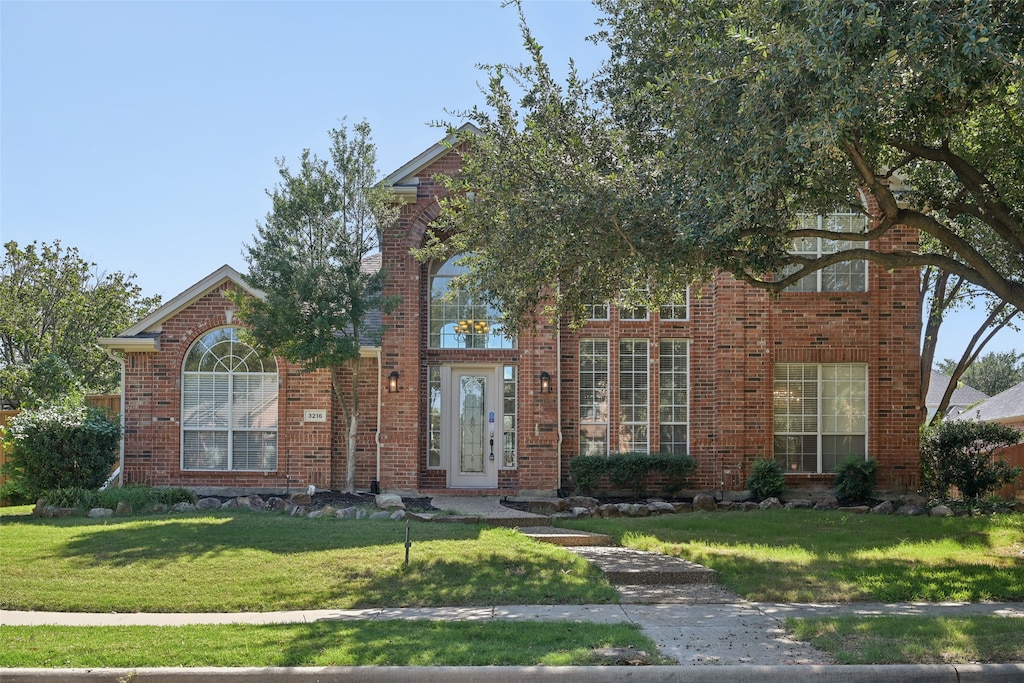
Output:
387,370,399,393
539,371,552,394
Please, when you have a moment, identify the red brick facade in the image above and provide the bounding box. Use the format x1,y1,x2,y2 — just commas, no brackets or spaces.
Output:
103,135,922,497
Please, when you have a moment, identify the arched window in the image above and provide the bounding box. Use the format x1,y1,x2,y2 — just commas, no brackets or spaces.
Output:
429,254,514,349
181,327,278,471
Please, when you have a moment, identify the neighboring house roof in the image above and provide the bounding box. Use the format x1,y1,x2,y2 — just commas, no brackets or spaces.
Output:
99,260,384,352
952,379,1024,425
381,122,479,203
926,370,989,419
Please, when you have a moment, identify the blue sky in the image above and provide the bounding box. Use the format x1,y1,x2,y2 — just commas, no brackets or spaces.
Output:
1,0,1018,366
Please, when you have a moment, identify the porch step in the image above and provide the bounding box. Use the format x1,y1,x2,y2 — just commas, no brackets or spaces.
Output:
568,546,718,585
516,526,613,546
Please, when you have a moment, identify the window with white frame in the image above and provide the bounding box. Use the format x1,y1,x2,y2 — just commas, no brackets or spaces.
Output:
429,255,514,349
773,363,867,473
618,287,650,321
785,213,868,292
182,327,278,471
427,366,442,468
618,340,649,452
502,366,517,468
579,339,609,455
659,339,689,454
584,302,609,320
658,289,689,321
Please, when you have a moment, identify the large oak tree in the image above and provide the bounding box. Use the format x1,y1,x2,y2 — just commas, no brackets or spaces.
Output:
435,0,1024,341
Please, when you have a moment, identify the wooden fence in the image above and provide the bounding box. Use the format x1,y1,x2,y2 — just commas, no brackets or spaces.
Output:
995,442,1024,501
0,395,121,497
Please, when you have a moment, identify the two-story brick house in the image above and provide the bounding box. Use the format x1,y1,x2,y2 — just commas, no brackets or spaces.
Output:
99,130,922,497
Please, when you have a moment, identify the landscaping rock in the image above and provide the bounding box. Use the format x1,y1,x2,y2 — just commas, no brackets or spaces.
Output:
239,496,266,512
150,503,169,514
265,497,288,512
390,510,406,520
839,506,870,514
290,505,310,517
672,502,693,513
692,493,717,511
571,506,594,518
88,507,113,518
375,493,405,510
758,497,783,510
336,506,359,519
716,501,735,511
289,493,312,505
647,501,676,515
307,509,325,519
196,497,222,511
369,511,392,520
599,504,623,518
566,496,600,512
896,503,926,516
220,498,239,509
528,499,566,514
871,500,894,515
171,502,196,513
813,495,838,511
739,501,760,511
930,505,955,517
115,501,133,515
785,499,812,510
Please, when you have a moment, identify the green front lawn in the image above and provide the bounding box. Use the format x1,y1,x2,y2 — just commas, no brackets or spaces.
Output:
0,621,665,667
559,509,1024,602
0,511,617,611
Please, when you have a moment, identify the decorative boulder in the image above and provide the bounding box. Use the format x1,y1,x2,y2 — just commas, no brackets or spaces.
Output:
739,501,760,511
88,507,114,518
813,495,838,511
307,509,325,519
673,502,693,513
265,497,288,512
785,499,812,510
289,493,312,505
171,502,196,513
369,511,392,520
599,504,623,518
390,510,406,520
896,503,926,516
571,506,594,518
375,493,405,510
115,501,133,515
647,501,676,515
567,496,600,512
528,499,566,514
239,496,266,512
692,493,717,512
930,505,955,517
220,498,239,509
758,497,783,510
838,506,870,514
716,501,735,511
336,507,359,519
870,500,894,515
196,497,222,511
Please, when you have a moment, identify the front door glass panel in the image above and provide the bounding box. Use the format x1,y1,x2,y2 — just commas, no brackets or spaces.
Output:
459,375,487,474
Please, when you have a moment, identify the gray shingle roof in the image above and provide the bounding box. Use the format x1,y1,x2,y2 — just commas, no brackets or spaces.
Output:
926,370,989,418
952,379,1024,423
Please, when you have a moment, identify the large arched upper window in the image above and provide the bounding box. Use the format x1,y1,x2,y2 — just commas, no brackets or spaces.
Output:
182,327,278,471
429,255,514,349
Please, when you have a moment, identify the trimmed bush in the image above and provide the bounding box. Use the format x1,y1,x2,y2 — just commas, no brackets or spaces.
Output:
2,402,120,499
833,456,878,502
746,458,785,500
921,420,1023,502
569,452,697,496
37,484,197,513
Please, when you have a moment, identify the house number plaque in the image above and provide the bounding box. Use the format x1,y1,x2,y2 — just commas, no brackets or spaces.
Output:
304,409,327,423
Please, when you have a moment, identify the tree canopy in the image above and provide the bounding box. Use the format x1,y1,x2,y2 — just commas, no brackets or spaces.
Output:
937,349,1024,397
232,120,398,492
0,240,160,409
434,0,1024,334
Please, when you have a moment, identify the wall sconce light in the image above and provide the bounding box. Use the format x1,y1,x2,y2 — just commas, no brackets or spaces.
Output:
388,370,399,393
539,371,552,394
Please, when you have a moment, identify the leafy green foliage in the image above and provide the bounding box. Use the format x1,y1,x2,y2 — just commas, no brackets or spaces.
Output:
436,0,1024,332
0,240,160,408
937,350,1024,397
833,456,878,502
35,484,196,512
746,458,785,500
232,120,399,492
569,452,697,496
921,420,1023,501
2,402,120,498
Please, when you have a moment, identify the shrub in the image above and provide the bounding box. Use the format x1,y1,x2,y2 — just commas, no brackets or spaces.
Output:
920,420,1023,502
746,458,785,500
37,484,198,514
833,456,878,502
2,401,120,498
569,453,697,496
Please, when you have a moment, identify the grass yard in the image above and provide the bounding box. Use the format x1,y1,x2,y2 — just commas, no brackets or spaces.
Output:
789,616,1024,664
0,509,617,612
559,509,1024,603
0,621,666,667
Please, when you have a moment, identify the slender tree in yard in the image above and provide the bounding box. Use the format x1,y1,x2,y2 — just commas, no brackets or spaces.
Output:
233,120,398,493
434,1,1024,340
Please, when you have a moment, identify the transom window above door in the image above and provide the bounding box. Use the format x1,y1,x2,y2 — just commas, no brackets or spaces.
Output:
429,254,514,349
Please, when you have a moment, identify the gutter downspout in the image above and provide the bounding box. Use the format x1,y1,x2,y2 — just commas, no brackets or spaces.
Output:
103,348,126,487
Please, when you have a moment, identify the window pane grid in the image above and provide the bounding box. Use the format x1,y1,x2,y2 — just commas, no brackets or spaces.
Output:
773,363,866,473
785,213,868,292
619,340,649,452
659,339,689,455
579,340,609,455
427,367,442,468
429,256,514,349
502,365,517,468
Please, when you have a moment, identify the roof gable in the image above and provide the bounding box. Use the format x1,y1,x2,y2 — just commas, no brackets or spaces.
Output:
382,123,479,203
